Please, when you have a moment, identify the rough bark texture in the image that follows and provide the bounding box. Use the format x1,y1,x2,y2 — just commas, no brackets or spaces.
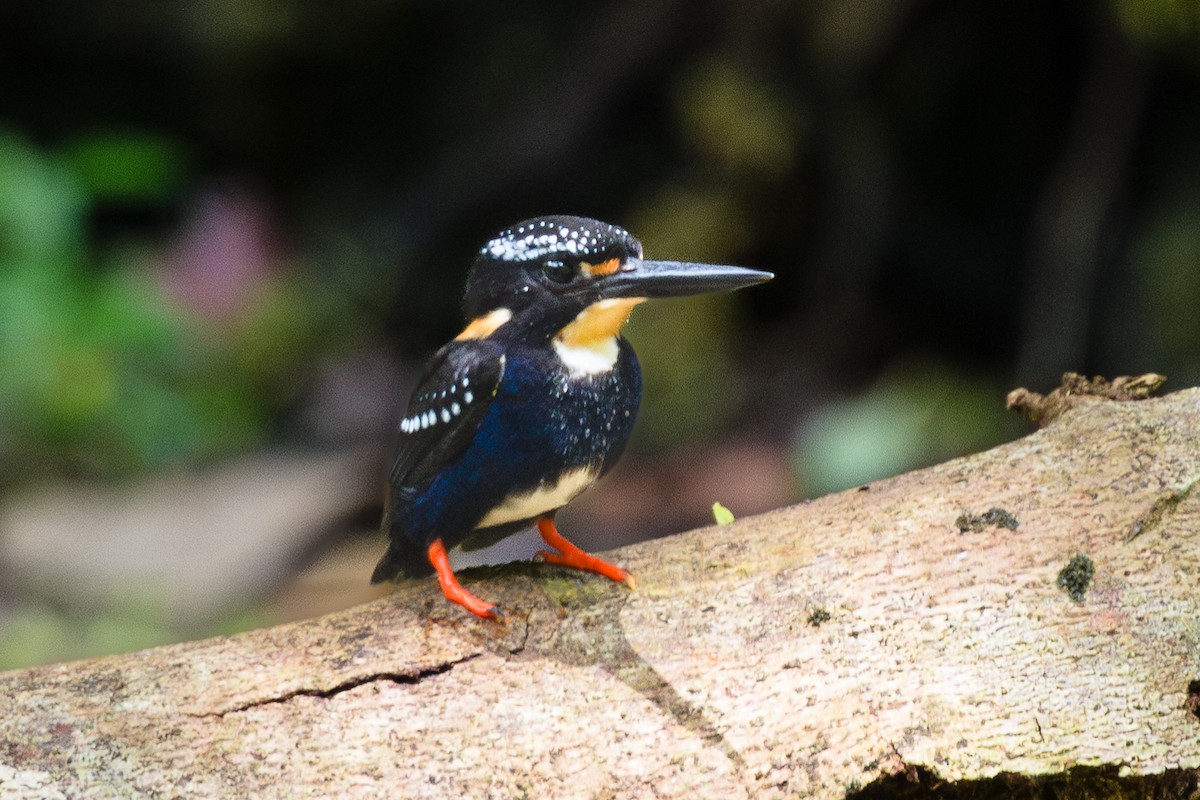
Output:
3,388,1199,799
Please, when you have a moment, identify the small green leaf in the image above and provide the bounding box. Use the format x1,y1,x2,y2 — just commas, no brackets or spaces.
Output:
712,502,735,525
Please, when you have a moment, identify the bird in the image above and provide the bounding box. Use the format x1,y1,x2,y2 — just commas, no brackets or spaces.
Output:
371,215,772,619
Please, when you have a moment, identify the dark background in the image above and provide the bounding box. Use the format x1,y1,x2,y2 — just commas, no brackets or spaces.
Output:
1,0,1197,667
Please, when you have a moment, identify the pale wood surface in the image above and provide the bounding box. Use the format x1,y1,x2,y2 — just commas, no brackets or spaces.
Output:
2,388,1198,799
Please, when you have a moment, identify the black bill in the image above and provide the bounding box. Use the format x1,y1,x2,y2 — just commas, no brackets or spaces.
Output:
597,258,774,299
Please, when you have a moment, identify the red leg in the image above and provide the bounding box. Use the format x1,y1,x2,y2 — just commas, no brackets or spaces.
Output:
536,518,636,589
427,540,504,620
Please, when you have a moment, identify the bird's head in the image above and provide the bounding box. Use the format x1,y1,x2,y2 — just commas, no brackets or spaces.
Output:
458,215,772,345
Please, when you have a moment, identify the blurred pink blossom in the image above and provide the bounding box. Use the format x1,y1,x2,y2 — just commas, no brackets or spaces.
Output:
160,181,283,321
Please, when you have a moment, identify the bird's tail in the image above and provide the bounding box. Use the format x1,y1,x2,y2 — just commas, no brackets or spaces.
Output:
370,503,435,583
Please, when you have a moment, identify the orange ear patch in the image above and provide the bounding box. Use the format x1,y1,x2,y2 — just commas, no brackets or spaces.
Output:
455,307,513,340
581,257,622,278
556,298,644,348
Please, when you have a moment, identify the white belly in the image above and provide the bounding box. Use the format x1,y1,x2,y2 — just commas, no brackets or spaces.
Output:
475,465,598,529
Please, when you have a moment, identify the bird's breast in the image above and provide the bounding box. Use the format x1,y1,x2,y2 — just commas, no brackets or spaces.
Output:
537,340,641,462
461,341,641,530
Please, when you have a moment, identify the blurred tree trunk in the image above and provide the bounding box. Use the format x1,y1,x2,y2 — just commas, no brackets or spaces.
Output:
1015,10,1151,385
2,386,1198,799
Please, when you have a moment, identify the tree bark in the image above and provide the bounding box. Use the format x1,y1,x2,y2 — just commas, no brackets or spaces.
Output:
3,387,1199,799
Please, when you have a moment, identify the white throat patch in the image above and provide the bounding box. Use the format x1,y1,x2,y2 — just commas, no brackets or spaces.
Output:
475,465,598,529
552,337,620,376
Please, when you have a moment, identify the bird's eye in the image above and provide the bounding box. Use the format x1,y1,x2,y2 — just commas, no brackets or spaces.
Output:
541,259,575,284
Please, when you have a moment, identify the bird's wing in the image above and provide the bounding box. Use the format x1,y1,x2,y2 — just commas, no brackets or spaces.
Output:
389,339,506,488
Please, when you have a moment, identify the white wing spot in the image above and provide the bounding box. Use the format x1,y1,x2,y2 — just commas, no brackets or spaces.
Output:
464,390,474,403
441,408,451,423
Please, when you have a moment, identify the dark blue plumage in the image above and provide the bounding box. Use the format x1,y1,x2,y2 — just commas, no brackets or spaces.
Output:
375,335,641,580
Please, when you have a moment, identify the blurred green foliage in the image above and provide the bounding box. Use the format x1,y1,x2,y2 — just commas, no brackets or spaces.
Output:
793,360,1025,496
675,57,800,181
1130,203,1200,379
66,131,189,202
0,130,344,486
0,596,269,672
1113,0,1200,55
623,178,764,451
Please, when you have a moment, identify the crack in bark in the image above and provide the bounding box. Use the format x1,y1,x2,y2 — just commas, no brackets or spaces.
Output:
1125,477,1199,542
196,653,483,718
511,613,531,654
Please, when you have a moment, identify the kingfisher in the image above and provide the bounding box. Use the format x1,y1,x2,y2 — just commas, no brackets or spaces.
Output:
372,215,772,619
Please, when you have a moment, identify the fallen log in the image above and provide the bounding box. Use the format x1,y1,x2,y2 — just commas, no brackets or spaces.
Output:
2,385,1198,799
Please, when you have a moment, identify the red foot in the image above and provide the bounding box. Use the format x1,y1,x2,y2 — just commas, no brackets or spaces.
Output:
536,518,636,589
427,540,504,621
